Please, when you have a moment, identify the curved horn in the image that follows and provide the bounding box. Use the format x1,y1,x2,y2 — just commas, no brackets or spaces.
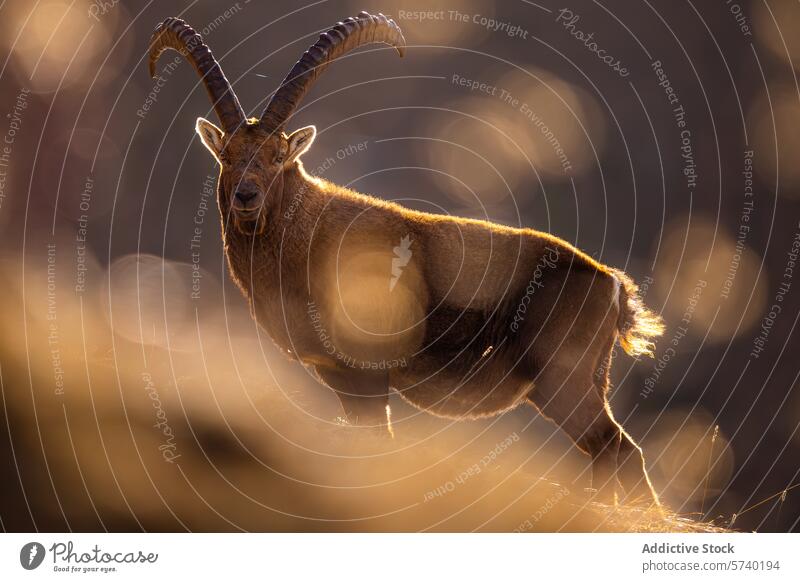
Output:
148,17,246,133
261,11,405,131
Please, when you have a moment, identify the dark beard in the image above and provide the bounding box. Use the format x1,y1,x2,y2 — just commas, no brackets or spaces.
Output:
233,212,266,235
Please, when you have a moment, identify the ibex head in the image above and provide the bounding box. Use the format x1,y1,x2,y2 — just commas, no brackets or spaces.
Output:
148,13,405,234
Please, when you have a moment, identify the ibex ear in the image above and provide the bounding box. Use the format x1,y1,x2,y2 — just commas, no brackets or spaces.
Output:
195,117,225,162
285,125,316,163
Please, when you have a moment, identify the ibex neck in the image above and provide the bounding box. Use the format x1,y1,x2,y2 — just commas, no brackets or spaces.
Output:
220,164,322,300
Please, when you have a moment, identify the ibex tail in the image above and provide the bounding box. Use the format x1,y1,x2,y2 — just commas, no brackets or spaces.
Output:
612,269,664,357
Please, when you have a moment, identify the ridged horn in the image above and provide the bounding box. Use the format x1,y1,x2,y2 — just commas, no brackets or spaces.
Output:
148,17,246,133
261,11,405,131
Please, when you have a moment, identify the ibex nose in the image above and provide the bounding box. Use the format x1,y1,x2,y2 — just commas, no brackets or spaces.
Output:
235,189,258,204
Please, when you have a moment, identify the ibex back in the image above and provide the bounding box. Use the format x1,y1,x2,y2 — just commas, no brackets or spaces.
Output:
148,12,664,506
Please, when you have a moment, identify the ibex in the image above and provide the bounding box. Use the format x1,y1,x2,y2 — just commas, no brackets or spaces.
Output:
148,12,664,506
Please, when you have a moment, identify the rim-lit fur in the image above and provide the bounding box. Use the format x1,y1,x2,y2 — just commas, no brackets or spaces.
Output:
148,13,665,508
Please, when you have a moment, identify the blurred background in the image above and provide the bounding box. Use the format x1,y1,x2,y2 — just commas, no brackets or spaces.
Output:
0,0,798,532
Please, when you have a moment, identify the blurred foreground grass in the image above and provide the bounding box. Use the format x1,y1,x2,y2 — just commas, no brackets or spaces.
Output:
0,253,726,532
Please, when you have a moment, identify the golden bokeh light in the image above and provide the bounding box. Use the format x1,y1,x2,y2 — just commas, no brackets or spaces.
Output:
654,216,767,343
749,84,800,197
327,246,427,363
494,68,607,177
651,411,734,503
102,253,198,351
1,0,128,93
422,69,606,209
755,0,800,66
1,1,796,535
422,103,522,207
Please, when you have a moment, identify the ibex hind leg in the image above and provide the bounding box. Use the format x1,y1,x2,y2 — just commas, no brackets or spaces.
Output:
595,336,660,507
616,426,660,507
527,361,622,504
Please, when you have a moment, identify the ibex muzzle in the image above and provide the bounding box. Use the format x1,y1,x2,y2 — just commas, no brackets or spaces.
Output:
148,12,664,508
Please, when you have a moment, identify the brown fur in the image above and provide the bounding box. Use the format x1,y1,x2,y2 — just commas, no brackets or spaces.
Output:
191,117,664,506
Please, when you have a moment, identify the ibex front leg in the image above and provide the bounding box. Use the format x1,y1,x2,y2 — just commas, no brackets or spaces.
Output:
315,365,391,434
